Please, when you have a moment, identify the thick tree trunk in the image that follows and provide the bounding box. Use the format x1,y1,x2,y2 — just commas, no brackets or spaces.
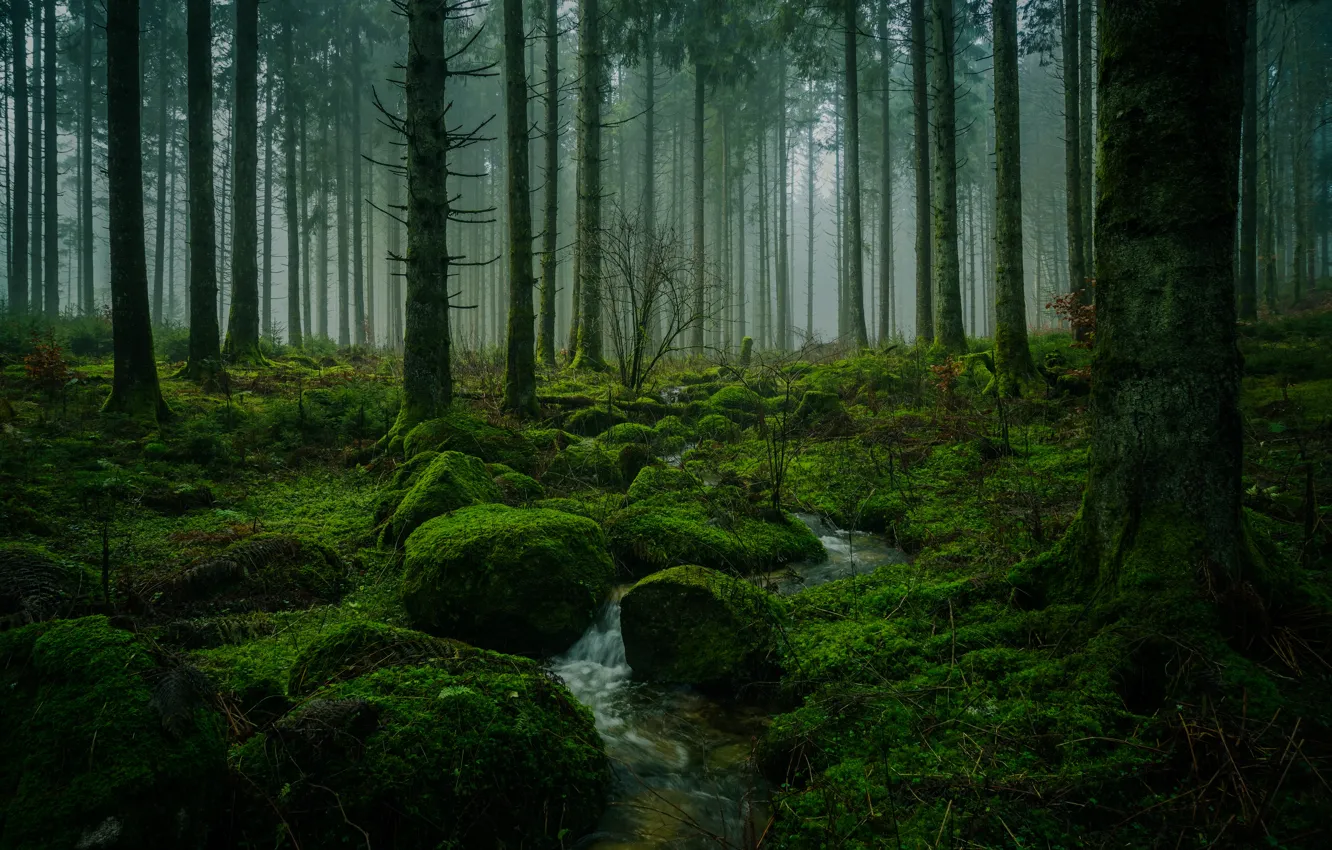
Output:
536,0,559,364
502,0,537,416
184,0,219,379
845,0,869,347
776,58,790,350
1238,0,1258,320
224,0,261,362
571,0,604,369
992,0,1036,394
352,32,365,346
43,0,56,316
284,18,302,348
81,3,94,314
1048,0,1251,620
690,66,706,353
878,0,893,345
9,0,27,314
930,0,965,353
105,0,167,421
910,0,932,344
1062,0,1088,341
391,0,453,442
1079,0,1093,271
30,0,42,313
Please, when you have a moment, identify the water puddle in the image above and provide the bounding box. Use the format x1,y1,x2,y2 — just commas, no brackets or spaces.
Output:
554,515,908,848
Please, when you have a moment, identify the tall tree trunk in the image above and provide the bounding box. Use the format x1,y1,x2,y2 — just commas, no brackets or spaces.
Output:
807,91,816,339
43,0,56,316
777,57,790,350
391,0,453,441
536,0,559,364
319,100,330,339
845,0,869,347
757,124,769,347
1238,0,1258,320
911,0,932,343
571,0,604,369
284,17,302,348
224,0,261,361
690,65,706,352
81,3,94,314
930,0,965,353
352,30,365,346
30,0,41,313
502,0,537,415
153,0,169,325
1062,0,1088,341
878,0,893,344
168,134,178,321
1045,0,1251,630
105,0,167,421
184,0,219,379
1079,0,1093,270
301,97,312,341
9,0,27,314
261,69,275,339
993,0,1036,393
337,62,351,347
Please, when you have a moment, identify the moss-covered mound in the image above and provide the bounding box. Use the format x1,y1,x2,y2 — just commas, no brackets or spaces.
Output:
402,505,615,656
708,385,764,426
403,410,538,472
793,390,852,432
233,659,609,849
605,495,825,576
287,620,526,696
0,617,227,849
696,412,741,442
621,565,786,691
494,470,545,505
381,450,502,547
600,422,658,446
0,542,92,628
157,533,348,616
565,405,627,437
627,465,704,503
544,439,626,491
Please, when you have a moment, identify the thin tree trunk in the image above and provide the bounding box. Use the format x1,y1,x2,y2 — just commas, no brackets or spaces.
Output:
911,0,932,343
1062,0,1088,341
9,0,27,314
30,0,42,312
1079,0,1093,270
261,68,275,339
82,3,94,314
43,0,56,316
352,30,365,346
168,132,178,323
690,65,706,353
337,58,351,347
224,0,261,362
184,0,219,379
807,90,816,339
153,0,169,325
503,0,537,415
1238,0,1258,320
930,0,965,353
758,124,769,348
845,0,869,347
284,17,302,348
536,0,559,364
878,0,893,344
105,0,167,421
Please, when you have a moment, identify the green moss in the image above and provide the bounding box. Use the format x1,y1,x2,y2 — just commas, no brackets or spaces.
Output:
696,413,740,443
382,451,502,547
627,465,704,503
402,409,538,472
544,439,626,491
565,405,626,437
233,660,609,849
531,492,625,522
494,470,546,505
0,542,95,628
389,448,439,488
605,495,824,576
654,415,692,440
621,565,787,691
402,505,615,656
600,421,658,445
156,532,349,616
793,390,850,429
0,617,227,849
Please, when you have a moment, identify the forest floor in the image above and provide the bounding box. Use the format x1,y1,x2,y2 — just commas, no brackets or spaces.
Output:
1,310,1329,849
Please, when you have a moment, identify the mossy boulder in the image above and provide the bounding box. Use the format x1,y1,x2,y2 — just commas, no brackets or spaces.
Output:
233,658,609,849
654,415,692,440
696,413,741,443
390,449,440,488
617,443,654,486
708,385,764,425
565,405,627,437
620,565,786,691
494,470,546,505
0,617,227,849
382,451,502,547
628,465,704,503
158,533,348,616
601,421,659,446
605,496,826,576
531,493,625,522
287,620,525,696
794,390,852,432
403,410,538,472
544,440,626,490
403,505,615,656
0,542,92,629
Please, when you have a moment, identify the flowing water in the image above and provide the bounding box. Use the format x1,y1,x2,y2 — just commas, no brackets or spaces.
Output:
553,515,907,849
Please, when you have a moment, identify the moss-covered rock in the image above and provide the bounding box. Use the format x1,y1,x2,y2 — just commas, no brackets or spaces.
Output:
0,542,92,629
696,412,740,443
233,658,609,849
0,617,227,849
654,415,692,440
494,470,546,505
620,565,785,690
627,465,704,503
158,533,349,616
403,410,538,472
794,390,851,432
389,449,440,488
617,443,654,486
709,385,764,426
605,496,825,576
601,422,658,446
565,405,627,437
544,440,626,491
402,505,615,656
382,451,502,547
531,493,625,522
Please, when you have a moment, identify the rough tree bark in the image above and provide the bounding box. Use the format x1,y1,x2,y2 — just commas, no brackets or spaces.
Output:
536,0,559,365
690,66,706,353
1062,0,1088,342
224,0,262,362
43,0,56,316
9,0,27,314
502,0,538,416
878,0,893,345
930,0,965,354
184,0,219,380
844,0,869,347
153,0,169,325
104,0,168,421
911,0,932,344
284,16,302,348
571,0,605,370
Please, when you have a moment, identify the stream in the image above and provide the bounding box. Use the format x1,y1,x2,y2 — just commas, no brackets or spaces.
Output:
553,515,907,849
